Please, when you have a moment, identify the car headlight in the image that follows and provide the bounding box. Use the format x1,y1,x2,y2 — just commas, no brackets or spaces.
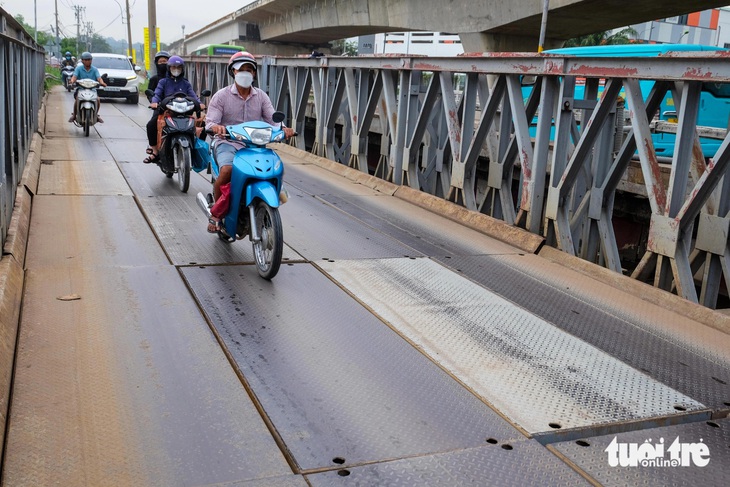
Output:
126,75,137,80
247,127,272,146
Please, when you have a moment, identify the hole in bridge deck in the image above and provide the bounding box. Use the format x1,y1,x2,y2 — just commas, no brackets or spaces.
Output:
549,423,562,429
501,444,513,450
337,470,351,477
711,376,727,385
576,440,591,447
332,457,346,465
674,405,687,412
486,438,498,444
706,421,720,428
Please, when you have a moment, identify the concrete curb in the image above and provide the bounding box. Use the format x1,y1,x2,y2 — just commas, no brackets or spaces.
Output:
0,92,46,462
274,144,544,254
539,246,730,335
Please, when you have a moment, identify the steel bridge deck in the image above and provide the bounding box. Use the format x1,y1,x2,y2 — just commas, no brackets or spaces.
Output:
2,88,729,486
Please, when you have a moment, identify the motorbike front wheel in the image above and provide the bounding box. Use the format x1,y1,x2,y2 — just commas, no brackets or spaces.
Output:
252,201,283,280
174,144,191,192
83,109,91,137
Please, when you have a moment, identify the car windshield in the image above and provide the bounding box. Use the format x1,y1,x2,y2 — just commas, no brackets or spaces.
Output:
92,57,132,70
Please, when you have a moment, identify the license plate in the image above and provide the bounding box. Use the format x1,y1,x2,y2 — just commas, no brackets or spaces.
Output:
104,87,120,92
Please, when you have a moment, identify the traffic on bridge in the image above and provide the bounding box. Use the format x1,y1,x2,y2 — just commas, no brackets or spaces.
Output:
1,4,730,487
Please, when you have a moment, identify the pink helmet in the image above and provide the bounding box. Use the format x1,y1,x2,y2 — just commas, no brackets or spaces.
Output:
227,51,257,77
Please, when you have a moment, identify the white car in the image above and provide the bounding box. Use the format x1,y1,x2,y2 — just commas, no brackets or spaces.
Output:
91,53,142,104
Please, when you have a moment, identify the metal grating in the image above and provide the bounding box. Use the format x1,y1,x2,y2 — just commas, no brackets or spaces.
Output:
137,195,302,266
278,185,422,261
37,160,133,196
551,418,730,486
181,263,523,471
285,163,385,197
434,254,730,411
318,257,706,435
307,441,590,487
119,161,212,197
3,266,291,486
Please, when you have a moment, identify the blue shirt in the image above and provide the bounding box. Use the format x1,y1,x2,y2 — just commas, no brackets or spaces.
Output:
152,76,199,104
73,65,101,81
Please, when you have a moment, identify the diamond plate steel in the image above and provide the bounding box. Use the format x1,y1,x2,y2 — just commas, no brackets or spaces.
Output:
119,161,212,197
137,195,302,265
318,258,706,435
551,418,730,486
434,254,730,411
40,137,113,161
94,116,146,140
279,186,422,261
307,441,590,487
4,266,291,486
26,195,168,268
181,264,523,472
224,474,310,487
37,160,133,195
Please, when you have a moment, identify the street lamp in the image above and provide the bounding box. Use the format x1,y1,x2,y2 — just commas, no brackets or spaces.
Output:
679,30,690,43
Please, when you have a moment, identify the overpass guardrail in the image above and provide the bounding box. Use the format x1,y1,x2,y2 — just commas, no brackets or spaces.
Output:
186,51,730,311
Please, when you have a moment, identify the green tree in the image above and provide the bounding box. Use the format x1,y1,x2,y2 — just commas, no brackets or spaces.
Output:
13,14,51,46
331,39,358,56
564,27,638,48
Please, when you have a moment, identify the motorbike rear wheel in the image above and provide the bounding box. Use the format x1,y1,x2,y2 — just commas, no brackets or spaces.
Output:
252,201,283,280
174,144,191,192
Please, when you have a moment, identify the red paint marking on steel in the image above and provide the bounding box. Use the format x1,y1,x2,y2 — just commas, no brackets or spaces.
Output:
447,109,461,144
520,149,532,179
567,64,639,78
682,68,716,80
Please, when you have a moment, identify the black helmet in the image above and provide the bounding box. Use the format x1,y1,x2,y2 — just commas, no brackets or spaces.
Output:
154,50,170,62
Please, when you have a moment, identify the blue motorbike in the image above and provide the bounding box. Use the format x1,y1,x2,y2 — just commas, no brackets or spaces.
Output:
196,112,288,280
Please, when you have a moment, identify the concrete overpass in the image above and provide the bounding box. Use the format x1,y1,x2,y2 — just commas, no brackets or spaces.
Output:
236,0,730,52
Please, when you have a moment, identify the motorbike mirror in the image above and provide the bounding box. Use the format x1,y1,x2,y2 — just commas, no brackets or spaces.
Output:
134,66,142,73
145,89,154,97
201,89,211,97
272,111,285,124
101,73,109,79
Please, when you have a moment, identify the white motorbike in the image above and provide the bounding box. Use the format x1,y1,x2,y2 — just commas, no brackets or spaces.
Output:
73,79,100,137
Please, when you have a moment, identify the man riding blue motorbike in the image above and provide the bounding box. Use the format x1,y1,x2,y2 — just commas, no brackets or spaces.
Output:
204,51,295,233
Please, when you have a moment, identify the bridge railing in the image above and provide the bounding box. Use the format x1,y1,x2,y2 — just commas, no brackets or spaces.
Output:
0,9,46,251
187,52,730,310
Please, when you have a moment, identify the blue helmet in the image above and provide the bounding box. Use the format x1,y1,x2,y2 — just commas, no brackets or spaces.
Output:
65,51,71,57
167,55,184,67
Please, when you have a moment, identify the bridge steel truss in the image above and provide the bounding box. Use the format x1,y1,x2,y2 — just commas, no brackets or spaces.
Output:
0,13,46,251
188,52,730,310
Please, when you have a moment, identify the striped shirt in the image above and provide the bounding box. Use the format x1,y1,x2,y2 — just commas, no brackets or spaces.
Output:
205,84,276,149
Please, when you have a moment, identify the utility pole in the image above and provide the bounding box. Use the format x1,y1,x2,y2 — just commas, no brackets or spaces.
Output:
73,5,84,55
147,0,157,71
55,0,60,55
181,25,185,55
86,22,93,51
125,0,134,60
34,0,37,43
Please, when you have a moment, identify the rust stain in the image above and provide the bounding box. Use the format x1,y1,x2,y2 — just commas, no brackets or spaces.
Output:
643,138,667,212
567,64,639,78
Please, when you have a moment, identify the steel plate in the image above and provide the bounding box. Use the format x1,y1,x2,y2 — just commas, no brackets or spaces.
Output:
37,160,132,196
307,441,589,487
318,258,706,435
119,161,212,197
26,195,168,268
279,186,421,261
103,138,154,162
137,195,302,265
551,418,730,486
94,116,146,140
3,266,291,486
181,263,523,472
285,163,384,197
434,254,730,411
39,137,112,161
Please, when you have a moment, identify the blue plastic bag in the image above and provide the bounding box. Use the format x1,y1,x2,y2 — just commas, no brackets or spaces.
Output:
192,138,212,172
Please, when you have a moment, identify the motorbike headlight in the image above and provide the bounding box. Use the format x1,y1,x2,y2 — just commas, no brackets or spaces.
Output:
229,130,249,144
246,127,272,146
272,132,286,143
169,100,190,114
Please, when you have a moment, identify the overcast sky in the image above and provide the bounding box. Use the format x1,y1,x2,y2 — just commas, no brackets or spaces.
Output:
1,0,255,45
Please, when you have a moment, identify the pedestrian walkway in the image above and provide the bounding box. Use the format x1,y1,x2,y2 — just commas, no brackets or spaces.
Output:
1,87,729,486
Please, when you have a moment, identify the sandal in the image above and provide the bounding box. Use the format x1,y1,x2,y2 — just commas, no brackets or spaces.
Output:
143,153,159,164
207,217,221,234
97,116,104,124
145,147,155,155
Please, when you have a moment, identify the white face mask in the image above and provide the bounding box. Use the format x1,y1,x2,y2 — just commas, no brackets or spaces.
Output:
170,67,182,77
235,71,254,88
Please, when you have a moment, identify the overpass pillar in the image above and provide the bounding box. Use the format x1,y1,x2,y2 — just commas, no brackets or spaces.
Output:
459,33,563,53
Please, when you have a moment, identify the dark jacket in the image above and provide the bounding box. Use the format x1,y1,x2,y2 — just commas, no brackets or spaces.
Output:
152,70,199,104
